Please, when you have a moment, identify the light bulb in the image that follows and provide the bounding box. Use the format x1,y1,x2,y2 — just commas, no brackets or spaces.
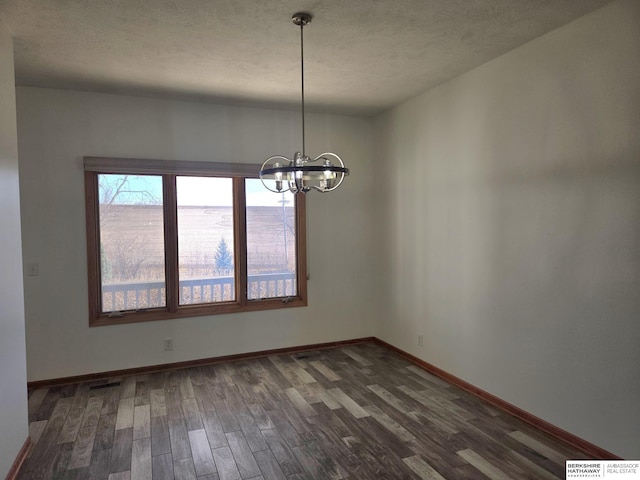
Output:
273,162,283,191
323,159,335,190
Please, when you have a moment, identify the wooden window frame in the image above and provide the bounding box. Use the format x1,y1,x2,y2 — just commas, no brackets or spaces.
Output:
84,157,307,327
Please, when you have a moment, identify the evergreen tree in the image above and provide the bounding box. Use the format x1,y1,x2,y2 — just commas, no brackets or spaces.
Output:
214,237,233,273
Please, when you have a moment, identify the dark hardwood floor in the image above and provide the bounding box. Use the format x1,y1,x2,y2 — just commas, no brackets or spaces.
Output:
18,342,588,479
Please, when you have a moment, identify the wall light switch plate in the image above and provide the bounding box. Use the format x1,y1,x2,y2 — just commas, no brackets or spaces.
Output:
27,263,39,277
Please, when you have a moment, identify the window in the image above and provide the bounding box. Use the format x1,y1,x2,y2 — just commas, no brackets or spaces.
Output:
84,157,307,326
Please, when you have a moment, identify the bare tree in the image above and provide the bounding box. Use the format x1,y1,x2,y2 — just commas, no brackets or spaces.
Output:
98,174,163,283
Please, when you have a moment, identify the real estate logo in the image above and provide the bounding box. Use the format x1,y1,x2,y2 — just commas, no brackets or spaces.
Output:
566,461,640,479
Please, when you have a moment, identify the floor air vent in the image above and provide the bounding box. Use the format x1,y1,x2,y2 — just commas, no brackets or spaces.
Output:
89,381,121,390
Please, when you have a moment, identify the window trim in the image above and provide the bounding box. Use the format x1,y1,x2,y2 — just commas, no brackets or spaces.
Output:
84,157,307,327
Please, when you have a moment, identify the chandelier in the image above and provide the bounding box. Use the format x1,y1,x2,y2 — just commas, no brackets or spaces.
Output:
259,12,349,194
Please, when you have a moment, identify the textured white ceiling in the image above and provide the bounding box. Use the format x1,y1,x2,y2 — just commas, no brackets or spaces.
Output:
0,0,613,115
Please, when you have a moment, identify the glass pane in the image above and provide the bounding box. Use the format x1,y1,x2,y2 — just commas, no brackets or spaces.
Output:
246,178,297,299
177,176,235,305
98,174,165,312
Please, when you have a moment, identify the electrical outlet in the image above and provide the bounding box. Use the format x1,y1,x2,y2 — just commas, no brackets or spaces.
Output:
418,335,424,347
164,338,173,351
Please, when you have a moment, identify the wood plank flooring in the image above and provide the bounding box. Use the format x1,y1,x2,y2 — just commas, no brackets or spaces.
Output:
18,342,591,479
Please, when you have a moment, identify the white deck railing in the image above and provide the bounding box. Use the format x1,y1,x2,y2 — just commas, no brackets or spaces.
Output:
101,273,296,312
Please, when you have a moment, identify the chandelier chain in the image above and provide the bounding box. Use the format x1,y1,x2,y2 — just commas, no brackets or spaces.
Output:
300,19,306,157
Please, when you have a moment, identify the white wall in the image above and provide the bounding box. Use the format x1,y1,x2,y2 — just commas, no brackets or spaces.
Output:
0,17,28,478
17,87,378,382
374,0,640,459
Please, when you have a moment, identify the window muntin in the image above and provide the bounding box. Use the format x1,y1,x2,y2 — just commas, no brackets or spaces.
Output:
84,158,307,326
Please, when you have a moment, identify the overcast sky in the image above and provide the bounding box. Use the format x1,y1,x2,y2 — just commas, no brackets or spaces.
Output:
102,174,292,207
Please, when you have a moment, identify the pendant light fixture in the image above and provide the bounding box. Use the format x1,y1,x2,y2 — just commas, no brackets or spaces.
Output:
259,12,349,194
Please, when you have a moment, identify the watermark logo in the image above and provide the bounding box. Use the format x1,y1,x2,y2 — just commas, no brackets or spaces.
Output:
566,461,640,479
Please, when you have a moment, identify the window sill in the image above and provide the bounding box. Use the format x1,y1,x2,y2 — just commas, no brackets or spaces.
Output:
89,297,307,327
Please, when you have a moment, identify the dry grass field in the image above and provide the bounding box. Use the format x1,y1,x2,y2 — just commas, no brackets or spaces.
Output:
100,205,296,284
